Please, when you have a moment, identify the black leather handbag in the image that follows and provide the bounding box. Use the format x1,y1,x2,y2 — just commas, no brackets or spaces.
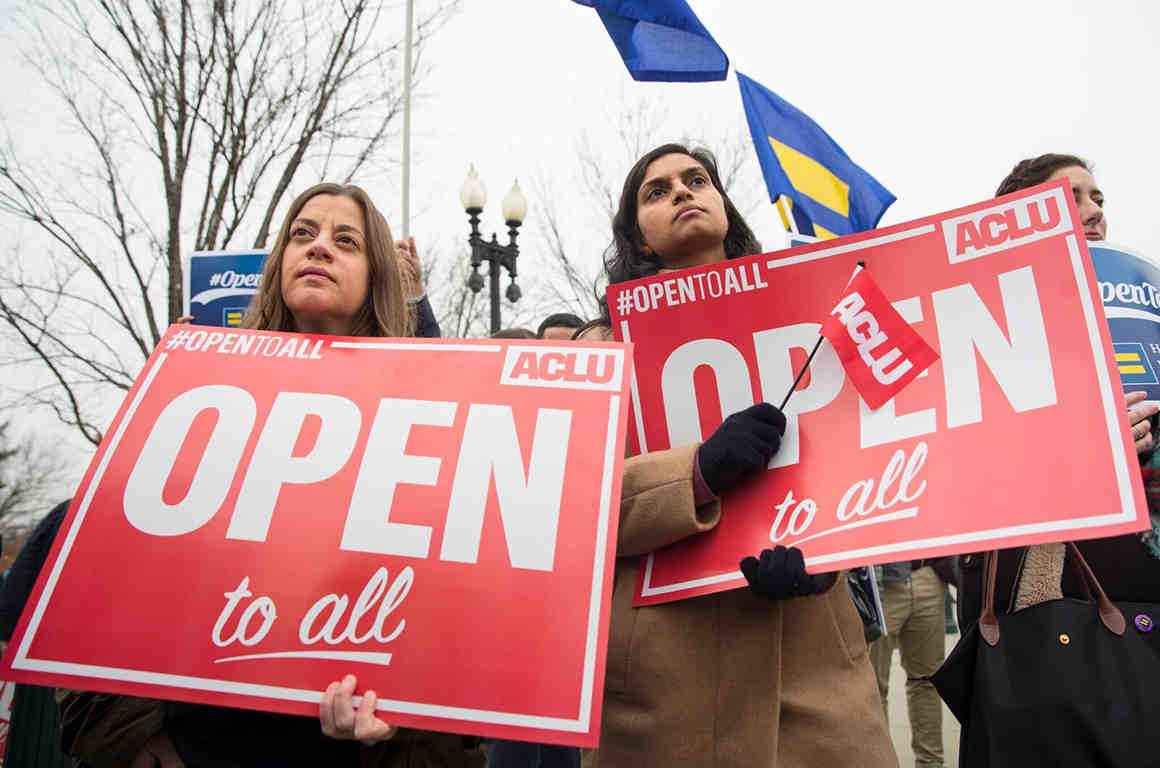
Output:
932,543,1160,767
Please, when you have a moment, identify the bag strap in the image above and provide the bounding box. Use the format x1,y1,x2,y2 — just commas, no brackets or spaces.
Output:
1064,542,1126,636
1063,548,1094,602
978,544,1126,647
979,550,1000,646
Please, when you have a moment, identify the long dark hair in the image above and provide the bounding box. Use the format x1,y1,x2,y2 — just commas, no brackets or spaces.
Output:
996,153,1090,196
593,143,761,324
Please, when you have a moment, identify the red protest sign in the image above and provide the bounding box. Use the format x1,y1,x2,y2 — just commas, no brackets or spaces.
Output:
0,331,632,747
820,267,940,409
609,179,1147,606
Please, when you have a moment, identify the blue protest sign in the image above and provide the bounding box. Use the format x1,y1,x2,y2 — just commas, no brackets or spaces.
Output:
182,250,267,328
1091,243,1160,401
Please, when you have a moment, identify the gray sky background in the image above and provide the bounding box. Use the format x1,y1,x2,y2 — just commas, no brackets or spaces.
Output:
1,0,1158,494
409,0,1157,255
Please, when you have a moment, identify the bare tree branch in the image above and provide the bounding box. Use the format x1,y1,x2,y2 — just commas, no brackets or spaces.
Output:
1,0,460,441
0,418,74,529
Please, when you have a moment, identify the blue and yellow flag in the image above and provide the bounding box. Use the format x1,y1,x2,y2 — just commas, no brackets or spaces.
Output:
737,71,894,239
573,0,728,82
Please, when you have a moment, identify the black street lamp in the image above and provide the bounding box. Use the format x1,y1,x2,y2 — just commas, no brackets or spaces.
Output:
460,164,528,335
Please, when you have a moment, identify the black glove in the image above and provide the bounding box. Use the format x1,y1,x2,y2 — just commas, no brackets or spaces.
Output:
739,546,836,600
696,403,786,496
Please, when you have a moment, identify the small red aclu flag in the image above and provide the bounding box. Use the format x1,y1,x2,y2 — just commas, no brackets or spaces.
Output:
819,267,939,409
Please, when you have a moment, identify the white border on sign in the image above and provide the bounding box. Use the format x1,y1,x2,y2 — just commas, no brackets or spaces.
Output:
13,343,625,734
636,221,1138,599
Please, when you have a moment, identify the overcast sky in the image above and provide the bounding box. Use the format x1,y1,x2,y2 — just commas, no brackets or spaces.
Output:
403,0,1158,259
2,0,1158,484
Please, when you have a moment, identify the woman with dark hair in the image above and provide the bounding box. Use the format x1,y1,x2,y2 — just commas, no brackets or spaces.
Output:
958,154,1160,629
59,183,481,768
593,143,762,323
577,144,894,767
492,327,538,339
994,153,1106,240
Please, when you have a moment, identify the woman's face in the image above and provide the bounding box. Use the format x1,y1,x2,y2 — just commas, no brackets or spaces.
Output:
635,153,729,268
280,193,370,336
1047,165,1106,241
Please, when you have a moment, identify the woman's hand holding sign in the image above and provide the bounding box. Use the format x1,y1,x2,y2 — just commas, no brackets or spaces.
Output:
696,403,786,496
1125,391,1159,454
695,403,834,600
740,546,837,600
692,402,831,600
320,674,397,745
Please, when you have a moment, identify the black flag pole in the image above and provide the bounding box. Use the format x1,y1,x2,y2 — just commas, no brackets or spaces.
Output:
778,336,824,410
779,260,865,410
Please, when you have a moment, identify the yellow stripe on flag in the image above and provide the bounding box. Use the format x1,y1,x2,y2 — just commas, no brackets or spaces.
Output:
1116,352,1142,362
768,137,850,217
813,223,838,240
1119,365,1147,374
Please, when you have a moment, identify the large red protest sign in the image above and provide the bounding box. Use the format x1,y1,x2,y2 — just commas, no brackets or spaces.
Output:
610,179,1147,606
0,331,632,747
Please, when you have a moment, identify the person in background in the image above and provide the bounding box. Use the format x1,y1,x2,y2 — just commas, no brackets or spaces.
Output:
394,236,442,339
868,557,958,768
535,313,585,341
958,153,1160,628
492,327,537,339
573,143,894,767
0,501,74,768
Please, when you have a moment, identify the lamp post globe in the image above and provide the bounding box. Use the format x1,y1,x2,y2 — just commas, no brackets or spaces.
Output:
501,180,528,225
460,164,487,212
461,165,526,335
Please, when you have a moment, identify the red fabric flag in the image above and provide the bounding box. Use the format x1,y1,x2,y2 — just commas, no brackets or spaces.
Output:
819,268,939,409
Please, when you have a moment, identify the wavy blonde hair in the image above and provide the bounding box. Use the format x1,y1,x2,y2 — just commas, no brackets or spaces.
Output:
242,183,413,337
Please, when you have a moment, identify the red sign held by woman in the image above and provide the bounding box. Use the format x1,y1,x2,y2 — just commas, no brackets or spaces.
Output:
0,332,632,747
610,180,1147,606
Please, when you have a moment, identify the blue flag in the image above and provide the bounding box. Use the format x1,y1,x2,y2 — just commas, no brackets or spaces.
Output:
573,0,728,82
737,71,895,239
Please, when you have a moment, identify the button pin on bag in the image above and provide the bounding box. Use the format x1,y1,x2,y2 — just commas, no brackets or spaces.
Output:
1059,634,1070,645
1134,614,1154,633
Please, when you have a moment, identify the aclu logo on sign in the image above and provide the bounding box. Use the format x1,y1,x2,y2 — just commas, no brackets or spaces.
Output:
185,250,267,328
942,186,1071,264
500,346,624,391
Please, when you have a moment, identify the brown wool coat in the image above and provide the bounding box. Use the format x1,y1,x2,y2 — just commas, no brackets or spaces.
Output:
581,325,895,768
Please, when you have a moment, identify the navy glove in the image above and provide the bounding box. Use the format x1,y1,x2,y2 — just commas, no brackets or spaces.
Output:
740,546,836,600
696,403,786,496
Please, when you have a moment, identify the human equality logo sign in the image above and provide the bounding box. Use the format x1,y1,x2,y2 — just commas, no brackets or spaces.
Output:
0,332,633,747
609,179,1148,606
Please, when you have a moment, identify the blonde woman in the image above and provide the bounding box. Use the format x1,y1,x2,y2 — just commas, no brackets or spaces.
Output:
60,183,480,768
